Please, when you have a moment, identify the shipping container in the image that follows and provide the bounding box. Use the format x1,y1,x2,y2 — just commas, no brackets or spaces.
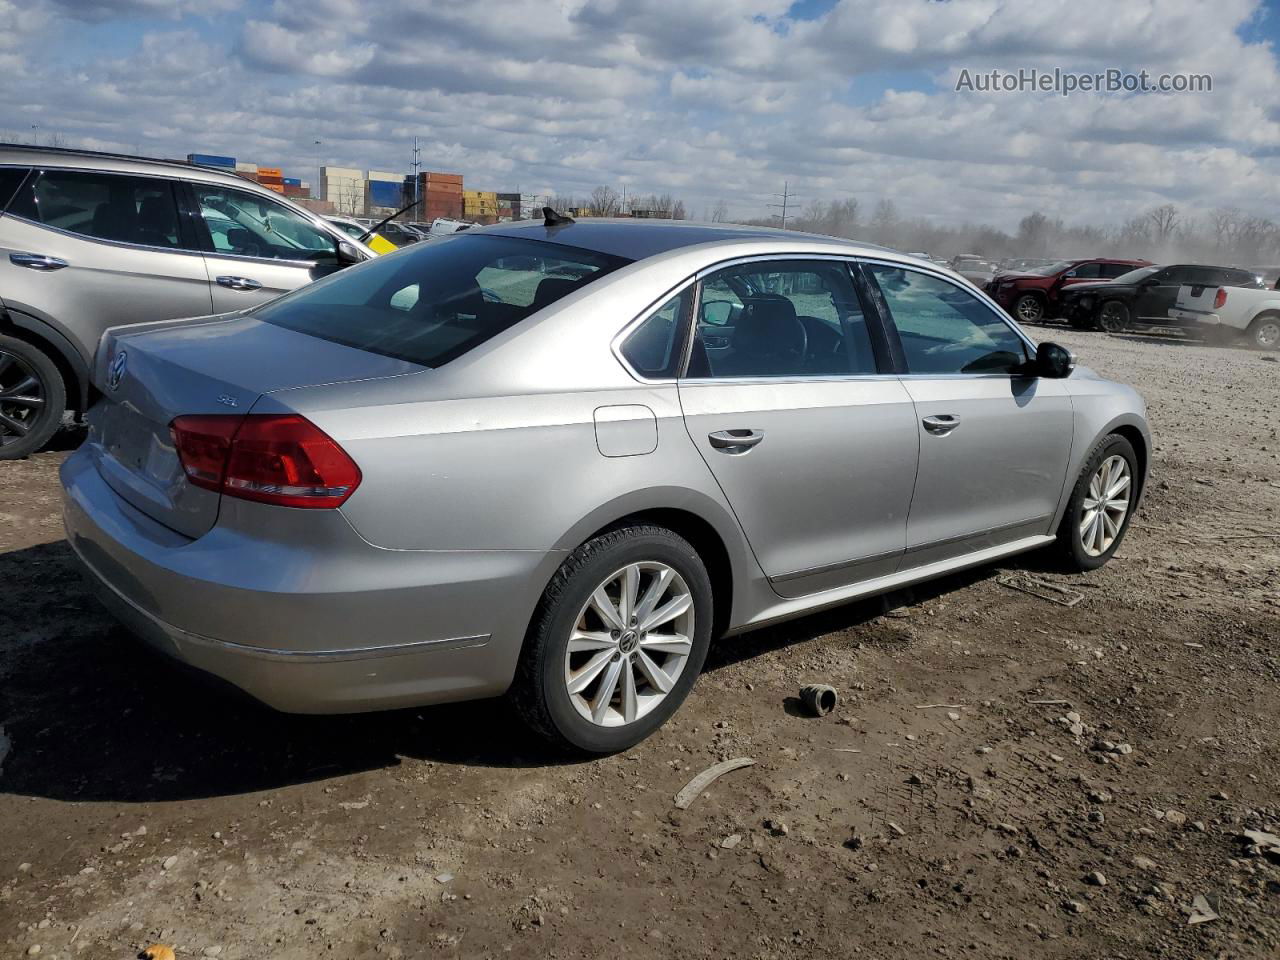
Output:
282,177,302,186
188,153,236,168
321,166,362,179
368,170,402,183
257,167,283,178
369,180,404,208
235,161,258,173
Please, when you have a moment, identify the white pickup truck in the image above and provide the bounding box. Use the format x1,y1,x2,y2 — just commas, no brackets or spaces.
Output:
1169,282,1280,349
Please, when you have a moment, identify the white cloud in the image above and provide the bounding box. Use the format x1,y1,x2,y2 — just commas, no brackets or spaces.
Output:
1,0,1278,231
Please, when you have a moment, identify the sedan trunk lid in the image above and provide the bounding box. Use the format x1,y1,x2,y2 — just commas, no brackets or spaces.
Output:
88,314,422,539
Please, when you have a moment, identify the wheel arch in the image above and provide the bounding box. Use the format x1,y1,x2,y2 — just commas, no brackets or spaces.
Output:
0,308,91,413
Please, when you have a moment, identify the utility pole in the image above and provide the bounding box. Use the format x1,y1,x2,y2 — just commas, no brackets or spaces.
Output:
411,137,422,207
767,181,796,229
313,140,322,200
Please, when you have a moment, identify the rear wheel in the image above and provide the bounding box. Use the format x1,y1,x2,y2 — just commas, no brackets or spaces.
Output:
1054,434,1138,571
513,525,713,754
0,334,65,460
1247,314,1280,350
1014,294,1044,324
1097,301,1130,333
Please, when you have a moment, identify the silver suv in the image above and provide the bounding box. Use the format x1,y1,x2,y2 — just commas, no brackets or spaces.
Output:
0,146,373,458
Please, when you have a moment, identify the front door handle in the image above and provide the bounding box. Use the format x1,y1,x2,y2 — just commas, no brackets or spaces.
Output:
10,253,69,271
709,429,765,453
215,275,263,291
922,414,960,435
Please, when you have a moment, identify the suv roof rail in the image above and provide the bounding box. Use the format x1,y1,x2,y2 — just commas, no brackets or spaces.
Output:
0,142,238,177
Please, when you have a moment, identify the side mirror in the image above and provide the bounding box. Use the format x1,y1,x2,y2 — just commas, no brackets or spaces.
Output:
1063,269,1078,278
1035,341,1075,378
336,240,363,265
700,300,733,326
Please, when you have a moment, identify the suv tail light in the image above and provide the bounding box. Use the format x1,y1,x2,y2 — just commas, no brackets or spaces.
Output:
1213,287,1228,310
170,414,361,509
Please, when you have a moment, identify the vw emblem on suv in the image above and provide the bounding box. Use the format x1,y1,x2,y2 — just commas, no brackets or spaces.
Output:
107,350,128,391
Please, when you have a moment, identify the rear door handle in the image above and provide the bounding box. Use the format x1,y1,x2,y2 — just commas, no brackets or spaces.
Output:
922,414,960,435
708,429,764,453
215,275,263,291
10,253,68,271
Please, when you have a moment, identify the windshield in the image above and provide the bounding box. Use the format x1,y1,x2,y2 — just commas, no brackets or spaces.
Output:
254,234,630,368
1112,266,1161,284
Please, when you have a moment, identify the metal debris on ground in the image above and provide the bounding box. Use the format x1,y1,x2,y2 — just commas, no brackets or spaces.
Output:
799,684,838,717
997,575,1084,607
914,703,962,710
1026,699,1073,706
674,757,756,810
1188,894,1220,925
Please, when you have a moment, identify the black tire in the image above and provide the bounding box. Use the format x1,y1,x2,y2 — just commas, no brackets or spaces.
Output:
1013,294,1044,324
0,333,66,460
1097,300,1130,334
1246,314,1280,350
1053,434,1139,572
512,524,714,754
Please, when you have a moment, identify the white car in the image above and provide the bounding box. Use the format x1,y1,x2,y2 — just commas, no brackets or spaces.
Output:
1169,283,1280,349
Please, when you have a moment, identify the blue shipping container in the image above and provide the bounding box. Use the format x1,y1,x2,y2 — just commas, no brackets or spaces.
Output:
370,180,403,208
283,177,301,186
188,153,236,168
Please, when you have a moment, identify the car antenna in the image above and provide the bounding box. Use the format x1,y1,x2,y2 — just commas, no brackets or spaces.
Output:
358,197,423,244
543,206,574,227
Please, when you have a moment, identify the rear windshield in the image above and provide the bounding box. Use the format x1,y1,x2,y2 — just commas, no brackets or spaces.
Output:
254,233,631,367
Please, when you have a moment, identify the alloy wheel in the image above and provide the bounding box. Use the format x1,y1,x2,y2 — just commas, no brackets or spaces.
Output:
0,350,46,448
1079,455,1131,557
563,562,694,727
1016,296,1043,323
1099,302,1128,333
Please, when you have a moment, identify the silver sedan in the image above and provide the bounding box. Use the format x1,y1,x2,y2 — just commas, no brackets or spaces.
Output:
61,216,1149,752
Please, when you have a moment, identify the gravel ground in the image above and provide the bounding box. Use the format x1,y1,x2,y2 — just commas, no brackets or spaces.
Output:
1,326,1277,960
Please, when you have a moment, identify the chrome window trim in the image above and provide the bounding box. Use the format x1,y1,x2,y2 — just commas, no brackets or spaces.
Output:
679,252,889,384
855,254,1039,357
2,212,208,260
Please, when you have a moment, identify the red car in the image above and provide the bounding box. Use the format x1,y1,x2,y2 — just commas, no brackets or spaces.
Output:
986,258,1152,323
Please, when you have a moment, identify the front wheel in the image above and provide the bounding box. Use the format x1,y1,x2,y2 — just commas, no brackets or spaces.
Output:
1097,301,1130,333
1014,294,1044,324
512,525,714,754
1247,314,1280,350
0,334,66,460
1054,434,1138,571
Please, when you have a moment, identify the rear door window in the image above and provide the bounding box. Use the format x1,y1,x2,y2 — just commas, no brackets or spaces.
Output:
0,167,30,211
8,169,188,249
1099,263,1133,279
254,234,629,367
191,184,335,262
1072,262,1103,279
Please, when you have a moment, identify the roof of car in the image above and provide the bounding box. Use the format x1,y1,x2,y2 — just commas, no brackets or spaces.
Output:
477,217,896,262
0,144,260,189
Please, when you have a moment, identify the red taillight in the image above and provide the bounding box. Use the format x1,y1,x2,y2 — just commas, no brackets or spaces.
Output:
1213,287,1228,310
170,414,361,509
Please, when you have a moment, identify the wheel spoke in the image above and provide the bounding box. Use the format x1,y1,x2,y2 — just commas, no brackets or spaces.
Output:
590,658,624,723
1106,473,1130,500
620,660,638,724
1079,508,1097,539
635,650,673,693
568,630,615,653
618,564,640,625
566,649,613,695
633,567,673,625
0,411,30,435
639,633,692,657
640,592,692,633
1106,498,1129,516
0,375,40,399
0,354,14,379
590,586,625,632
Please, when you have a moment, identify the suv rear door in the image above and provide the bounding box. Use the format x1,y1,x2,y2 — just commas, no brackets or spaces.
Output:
184,181,351,313
0,167,213,364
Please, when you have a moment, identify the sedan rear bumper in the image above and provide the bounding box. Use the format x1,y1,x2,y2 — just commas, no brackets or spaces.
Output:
61,447,548,713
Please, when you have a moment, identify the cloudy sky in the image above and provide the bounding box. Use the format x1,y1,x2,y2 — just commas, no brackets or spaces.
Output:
2,0,1278,229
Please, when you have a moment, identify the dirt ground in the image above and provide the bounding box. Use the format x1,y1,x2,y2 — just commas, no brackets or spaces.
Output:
1,326,1277,960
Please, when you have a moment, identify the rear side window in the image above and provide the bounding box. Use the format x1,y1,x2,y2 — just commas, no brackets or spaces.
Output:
0,167,30,211
8,169,186,249
1099,263,1133,279
1072,262,1103,279
620,288,692,378
254,234,630,368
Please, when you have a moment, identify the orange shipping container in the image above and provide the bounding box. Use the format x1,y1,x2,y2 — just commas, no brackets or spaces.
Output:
258,167,283,177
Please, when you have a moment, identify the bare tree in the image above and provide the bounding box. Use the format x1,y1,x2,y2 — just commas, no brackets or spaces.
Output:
588,185,620,217
1144,204,1180,245
708,199,729,222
